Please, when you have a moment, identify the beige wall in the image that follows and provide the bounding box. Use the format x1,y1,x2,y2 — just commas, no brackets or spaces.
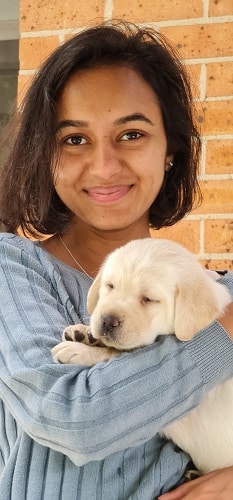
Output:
18,0,233,269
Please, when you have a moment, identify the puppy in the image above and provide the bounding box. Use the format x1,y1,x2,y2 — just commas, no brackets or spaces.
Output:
52,238,232,474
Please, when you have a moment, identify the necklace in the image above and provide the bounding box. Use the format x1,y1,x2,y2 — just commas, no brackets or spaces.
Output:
58,234,93,279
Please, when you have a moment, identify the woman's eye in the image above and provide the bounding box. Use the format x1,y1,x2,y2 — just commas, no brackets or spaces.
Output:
120,131,143,141
64,136,87,146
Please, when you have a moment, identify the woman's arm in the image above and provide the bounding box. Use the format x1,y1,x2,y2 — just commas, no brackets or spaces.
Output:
0,235,233,466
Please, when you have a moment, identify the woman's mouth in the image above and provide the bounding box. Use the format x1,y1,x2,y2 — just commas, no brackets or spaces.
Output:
85,185,132,203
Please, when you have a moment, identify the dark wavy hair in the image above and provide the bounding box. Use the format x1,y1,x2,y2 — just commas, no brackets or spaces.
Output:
0,21,201,238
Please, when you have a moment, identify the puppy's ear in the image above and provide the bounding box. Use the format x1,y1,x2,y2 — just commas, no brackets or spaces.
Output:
174,277,219,341
87,270,103,314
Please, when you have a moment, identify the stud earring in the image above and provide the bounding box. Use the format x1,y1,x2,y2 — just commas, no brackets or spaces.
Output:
165,160,174,172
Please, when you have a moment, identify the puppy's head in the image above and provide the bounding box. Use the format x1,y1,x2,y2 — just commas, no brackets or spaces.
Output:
87,238,229,349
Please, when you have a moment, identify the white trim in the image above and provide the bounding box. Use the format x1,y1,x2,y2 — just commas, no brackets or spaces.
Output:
143,16,233,28
203,134,233,140
186,214,233,220
104,0,114,20
199,174,233,180
199,253,233,260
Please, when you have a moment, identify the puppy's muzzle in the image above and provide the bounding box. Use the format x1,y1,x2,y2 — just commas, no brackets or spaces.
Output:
101,313,121,338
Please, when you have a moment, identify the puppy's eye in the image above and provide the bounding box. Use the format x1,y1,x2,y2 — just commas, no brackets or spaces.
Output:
106,283,114,290
141,296,160,304
141,296,153,304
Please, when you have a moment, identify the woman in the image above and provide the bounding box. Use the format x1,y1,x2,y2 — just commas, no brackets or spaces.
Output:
0,21,232,499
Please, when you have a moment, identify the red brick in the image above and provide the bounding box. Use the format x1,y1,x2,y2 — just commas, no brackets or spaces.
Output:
204,219,233,253
195,101,233,136
151,220,200,253
20,0,105,31
19,37,59,70
194,180,233,214
206,140,233,174
201,259,233,271
209,0,233,16
17,74,34,104
206,62,233,98
187,64,202,100
161,23,233,59
113,0,203,22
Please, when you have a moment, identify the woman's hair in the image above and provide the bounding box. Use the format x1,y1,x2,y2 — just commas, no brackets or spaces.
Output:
0,21,201,237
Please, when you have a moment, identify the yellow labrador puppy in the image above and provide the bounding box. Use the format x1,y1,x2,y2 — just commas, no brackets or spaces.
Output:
52,238,232,474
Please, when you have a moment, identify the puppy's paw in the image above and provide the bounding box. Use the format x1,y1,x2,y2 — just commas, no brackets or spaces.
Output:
52,341,119,366
62,324,100,346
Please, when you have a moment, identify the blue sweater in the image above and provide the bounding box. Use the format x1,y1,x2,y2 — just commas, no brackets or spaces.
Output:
0,233,233,500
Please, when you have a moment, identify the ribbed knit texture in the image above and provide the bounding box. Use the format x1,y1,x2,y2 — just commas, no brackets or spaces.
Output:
0,233,233,499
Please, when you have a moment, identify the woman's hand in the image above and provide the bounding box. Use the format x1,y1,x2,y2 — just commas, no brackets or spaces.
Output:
158,466,233,499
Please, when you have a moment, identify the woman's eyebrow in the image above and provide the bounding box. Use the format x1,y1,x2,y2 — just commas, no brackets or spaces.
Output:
56,113,154,132
55,119,88,132
113,113,154,126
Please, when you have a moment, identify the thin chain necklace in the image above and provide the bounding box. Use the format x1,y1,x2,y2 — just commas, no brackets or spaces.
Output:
58,234,93,279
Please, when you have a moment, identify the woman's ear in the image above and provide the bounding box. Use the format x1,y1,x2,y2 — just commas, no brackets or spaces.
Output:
87,269,103,314
164,154,174,172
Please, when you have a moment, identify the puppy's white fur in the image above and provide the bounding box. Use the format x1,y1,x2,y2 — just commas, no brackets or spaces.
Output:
53,238,232,473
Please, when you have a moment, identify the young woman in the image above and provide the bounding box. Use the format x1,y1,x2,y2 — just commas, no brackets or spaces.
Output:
0,21,232,499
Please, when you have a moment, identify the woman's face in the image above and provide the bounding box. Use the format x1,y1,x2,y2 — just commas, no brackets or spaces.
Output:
55,65,173,233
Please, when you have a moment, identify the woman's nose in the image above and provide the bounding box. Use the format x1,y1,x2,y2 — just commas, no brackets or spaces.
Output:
88,142,123,179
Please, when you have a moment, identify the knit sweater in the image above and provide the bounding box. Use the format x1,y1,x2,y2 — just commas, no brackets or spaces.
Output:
0,233,233,500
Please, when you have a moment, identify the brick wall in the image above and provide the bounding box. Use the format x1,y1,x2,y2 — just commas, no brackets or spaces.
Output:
19,0,233,269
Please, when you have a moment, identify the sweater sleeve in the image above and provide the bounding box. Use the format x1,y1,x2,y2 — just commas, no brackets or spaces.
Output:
0,235,233,466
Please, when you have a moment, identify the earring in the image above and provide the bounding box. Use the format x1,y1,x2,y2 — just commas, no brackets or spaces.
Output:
165,161,174,172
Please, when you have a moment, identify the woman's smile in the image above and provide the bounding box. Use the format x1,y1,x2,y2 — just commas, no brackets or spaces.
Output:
84,184,133,203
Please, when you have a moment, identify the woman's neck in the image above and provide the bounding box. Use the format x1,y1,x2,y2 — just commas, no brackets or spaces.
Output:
41,222,151,277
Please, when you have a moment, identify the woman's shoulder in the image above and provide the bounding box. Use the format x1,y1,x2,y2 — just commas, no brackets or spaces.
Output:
0,232,37,249
0,232,74,305
0,232,40,257
0,232,31,243
0,232,47,265
0,233,65,284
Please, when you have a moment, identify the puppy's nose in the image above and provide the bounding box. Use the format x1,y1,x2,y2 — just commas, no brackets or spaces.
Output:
101,314,120,336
